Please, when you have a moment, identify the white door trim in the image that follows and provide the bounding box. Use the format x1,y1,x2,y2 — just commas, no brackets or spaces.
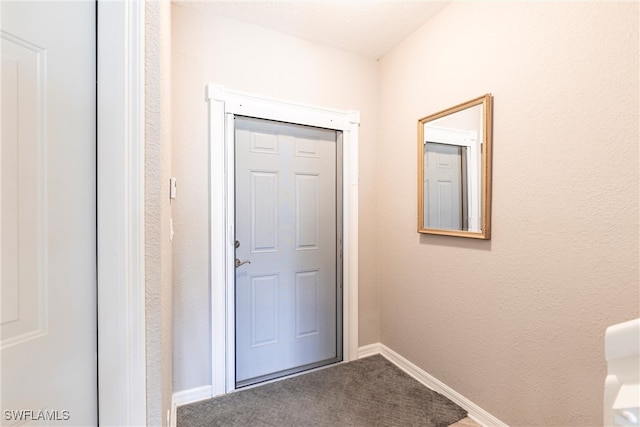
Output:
97,1,146,425
206,84,360,395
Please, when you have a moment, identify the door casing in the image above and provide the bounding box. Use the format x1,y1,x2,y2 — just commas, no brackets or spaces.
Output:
97,1,146,425
206,84,360,394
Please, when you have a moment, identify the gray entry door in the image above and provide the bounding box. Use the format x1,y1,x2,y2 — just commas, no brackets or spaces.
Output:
234,116,342,387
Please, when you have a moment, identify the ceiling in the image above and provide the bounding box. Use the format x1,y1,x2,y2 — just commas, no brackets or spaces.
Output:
174,1,450,60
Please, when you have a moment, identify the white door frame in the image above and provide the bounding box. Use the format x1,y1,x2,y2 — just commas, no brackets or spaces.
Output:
97,1,146,425
206,84,360,395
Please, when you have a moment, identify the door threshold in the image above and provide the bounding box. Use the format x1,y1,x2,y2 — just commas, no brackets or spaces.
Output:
235,357,343,390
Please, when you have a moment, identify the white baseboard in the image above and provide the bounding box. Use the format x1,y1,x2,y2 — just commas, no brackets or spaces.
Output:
359,343,508,427
358,342,382,358
170,385,213,427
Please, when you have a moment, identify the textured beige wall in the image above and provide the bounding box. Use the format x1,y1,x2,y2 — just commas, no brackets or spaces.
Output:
145,2,173,425
377,2,639,426
171,3,380,392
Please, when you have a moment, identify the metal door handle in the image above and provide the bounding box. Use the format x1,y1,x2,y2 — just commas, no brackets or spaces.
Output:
235,259,251,268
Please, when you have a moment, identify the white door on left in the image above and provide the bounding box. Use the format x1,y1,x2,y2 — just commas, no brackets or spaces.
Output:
1,2,97,425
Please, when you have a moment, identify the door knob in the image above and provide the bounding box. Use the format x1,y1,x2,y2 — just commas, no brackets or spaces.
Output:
235,259,251,268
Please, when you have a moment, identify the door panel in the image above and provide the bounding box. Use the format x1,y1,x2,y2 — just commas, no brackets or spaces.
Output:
251,171,278,252
1,2,96,424
235,117,340,386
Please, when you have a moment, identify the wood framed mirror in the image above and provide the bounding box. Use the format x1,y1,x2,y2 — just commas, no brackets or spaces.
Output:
418,94,493,239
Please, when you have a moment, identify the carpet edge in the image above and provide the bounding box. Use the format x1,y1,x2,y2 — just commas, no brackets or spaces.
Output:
361,343,509,427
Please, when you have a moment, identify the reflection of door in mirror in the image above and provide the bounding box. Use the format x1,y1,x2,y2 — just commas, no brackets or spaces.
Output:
423,142,467,230
423,122,480,232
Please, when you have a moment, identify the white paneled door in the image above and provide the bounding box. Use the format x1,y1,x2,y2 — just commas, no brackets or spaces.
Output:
234,117,341,386
424,142,464,230
1,2,97,424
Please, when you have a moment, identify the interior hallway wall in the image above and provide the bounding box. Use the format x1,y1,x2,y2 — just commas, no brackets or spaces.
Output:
377,2,639,426
171,3,380,392
145,1,173,425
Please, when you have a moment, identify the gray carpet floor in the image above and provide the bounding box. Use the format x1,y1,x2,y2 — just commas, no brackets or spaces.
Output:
177,355,467,427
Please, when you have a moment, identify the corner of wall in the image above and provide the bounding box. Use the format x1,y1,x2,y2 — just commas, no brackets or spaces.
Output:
145,1,173,426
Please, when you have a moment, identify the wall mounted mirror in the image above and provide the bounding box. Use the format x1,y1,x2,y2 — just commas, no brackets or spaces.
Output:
418,94,493,239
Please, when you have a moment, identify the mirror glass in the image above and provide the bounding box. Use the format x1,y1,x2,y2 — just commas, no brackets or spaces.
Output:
418,94,493,239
